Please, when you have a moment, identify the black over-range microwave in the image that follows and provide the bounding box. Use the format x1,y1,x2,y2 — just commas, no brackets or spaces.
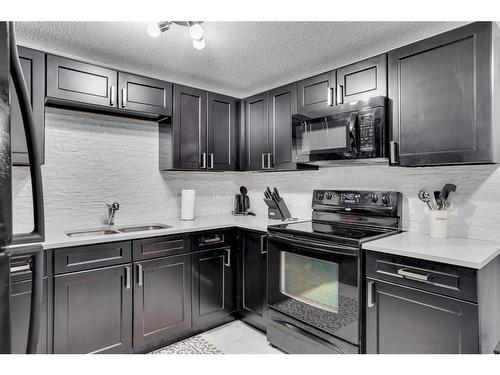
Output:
293,96,388,165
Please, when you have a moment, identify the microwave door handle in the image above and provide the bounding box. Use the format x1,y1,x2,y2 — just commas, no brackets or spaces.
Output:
347,114,358,157
9,22,44,246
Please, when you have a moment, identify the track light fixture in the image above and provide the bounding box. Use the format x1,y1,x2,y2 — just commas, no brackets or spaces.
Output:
147,21,206,50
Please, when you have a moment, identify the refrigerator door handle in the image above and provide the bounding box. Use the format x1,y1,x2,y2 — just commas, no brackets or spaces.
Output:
9,21,44,246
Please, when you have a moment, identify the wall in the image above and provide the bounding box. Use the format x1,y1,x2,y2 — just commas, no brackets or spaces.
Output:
12,107,500,242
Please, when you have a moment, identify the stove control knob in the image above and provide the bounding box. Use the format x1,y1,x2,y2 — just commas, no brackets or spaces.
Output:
325,192,333,200
381,194,391,205
317,192,324,200
369,193,378,203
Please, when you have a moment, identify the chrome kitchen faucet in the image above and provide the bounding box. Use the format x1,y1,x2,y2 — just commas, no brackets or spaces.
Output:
106,202,120,226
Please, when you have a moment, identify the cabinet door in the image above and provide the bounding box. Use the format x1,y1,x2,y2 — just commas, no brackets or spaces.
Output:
366,279,479,354
336,54,387,104
133,254,192,352
239,232,268,331
53,265,132,354
245,92,268,170
389,22,492,166
268,83,297,169
207,92,238,171
192,247,235,330
46,54,118,108
297,70,336,117
118,72,172,116
173,84,207,169
10,278,48,354
10,47,45,166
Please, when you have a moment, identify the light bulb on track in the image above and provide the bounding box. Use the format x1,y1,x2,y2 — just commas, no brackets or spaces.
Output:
147,23,161,38
192,37,206,50
189,23,204,41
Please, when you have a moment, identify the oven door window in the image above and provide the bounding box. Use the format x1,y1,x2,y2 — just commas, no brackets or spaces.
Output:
280,252,339,313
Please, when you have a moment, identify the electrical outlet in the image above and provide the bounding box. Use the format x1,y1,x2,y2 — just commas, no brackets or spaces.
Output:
213,189,219,198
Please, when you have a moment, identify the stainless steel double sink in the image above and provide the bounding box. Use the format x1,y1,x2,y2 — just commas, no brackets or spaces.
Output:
66,224,172,238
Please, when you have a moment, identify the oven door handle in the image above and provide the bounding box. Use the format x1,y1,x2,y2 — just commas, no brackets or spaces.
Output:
268,233,358,256
345,113,358,158
273,320,346,354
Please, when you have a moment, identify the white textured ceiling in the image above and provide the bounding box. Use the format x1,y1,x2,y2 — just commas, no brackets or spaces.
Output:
16,21,467,98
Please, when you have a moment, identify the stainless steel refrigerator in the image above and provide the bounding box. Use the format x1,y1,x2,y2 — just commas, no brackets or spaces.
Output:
0,21,45,354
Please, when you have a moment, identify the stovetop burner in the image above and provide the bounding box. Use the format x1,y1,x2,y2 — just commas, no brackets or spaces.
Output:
267,190,402,247
268,220,396,246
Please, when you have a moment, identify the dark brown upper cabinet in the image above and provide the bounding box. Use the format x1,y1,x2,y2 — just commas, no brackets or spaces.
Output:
336,54,387,104
10,47,45,166
389,22,497,166
165,84,239,171
297,70,336,118
244,84,302,171
118,72,172,117
46,54,172,119
207,92,238,171
46,54,118,109
268,83,297,169
245,92,269,170
172,84,207,170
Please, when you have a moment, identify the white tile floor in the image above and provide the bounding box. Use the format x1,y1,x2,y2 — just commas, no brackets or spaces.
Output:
153,320,283,354
201,321,282,354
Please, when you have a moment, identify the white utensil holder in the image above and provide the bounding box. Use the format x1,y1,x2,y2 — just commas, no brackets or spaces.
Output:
429,210,448,239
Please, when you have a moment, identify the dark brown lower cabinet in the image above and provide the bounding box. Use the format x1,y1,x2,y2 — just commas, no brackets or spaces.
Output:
133,254,192,352
366,279,479,354
192,247,235,330
10,278,48,354
238,231,268,331
53,264,132,354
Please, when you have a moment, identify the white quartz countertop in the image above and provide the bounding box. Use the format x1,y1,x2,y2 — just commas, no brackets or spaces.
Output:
362,232,500,269
42,214,306,250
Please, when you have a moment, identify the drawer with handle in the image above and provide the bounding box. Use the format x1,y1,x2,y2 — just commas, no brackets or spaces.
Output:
10,252,48,282
54,241,132,275
365,251,477,302
133,234,190,261
192,229,233,251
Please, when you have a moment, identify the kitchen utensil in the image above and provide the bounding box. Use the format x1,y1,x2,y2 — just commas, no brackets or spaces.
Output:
418,190,434,210
240,186,250,212
266,186,276,203
439,183,457,204
273,187,281,201
434,191,443,210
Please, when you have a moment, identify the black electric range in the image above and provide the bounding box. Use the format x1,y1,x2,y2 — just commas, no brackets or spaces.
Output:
266,190,402,354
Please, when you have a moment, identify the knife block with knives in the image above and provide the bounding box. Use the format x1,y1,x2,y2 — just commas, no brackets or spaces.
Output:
264,187,293,220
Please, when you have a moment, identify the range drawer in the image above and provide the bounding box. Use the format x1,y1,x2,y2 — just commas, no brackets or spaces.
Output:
54,241,132,275
365,251,477,302
133,234,190,261
10,252,48,282
192,229,233,251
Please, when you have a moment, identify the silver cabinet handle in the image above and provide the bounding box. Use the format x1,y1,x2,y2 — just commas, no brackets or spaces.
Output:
224,248,231,267
389,141,399,165
201,235,223,244
267,153,273,169
137,264,143,286
261,153,266,169
10,263,31,273
260,235,267,254
110,85,116,106
327,86,334,106
208,153,214,169
397,268,430,282
336,85,343,105
367,280,375,308
121,88,127,108
125,266,131,289
201,152,207,169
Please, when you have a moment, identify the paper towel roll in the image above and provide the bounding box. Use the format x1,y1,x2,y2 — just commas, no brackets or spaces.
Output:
180,189,196,221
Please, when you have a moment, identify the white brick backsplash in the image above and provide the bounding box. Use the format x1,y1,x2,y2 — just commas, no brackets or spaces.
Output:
12,107,500,242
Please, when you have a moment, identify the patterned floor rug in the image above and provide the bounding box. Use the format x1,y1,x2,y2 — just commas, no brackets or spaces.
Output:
150,335,223,354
